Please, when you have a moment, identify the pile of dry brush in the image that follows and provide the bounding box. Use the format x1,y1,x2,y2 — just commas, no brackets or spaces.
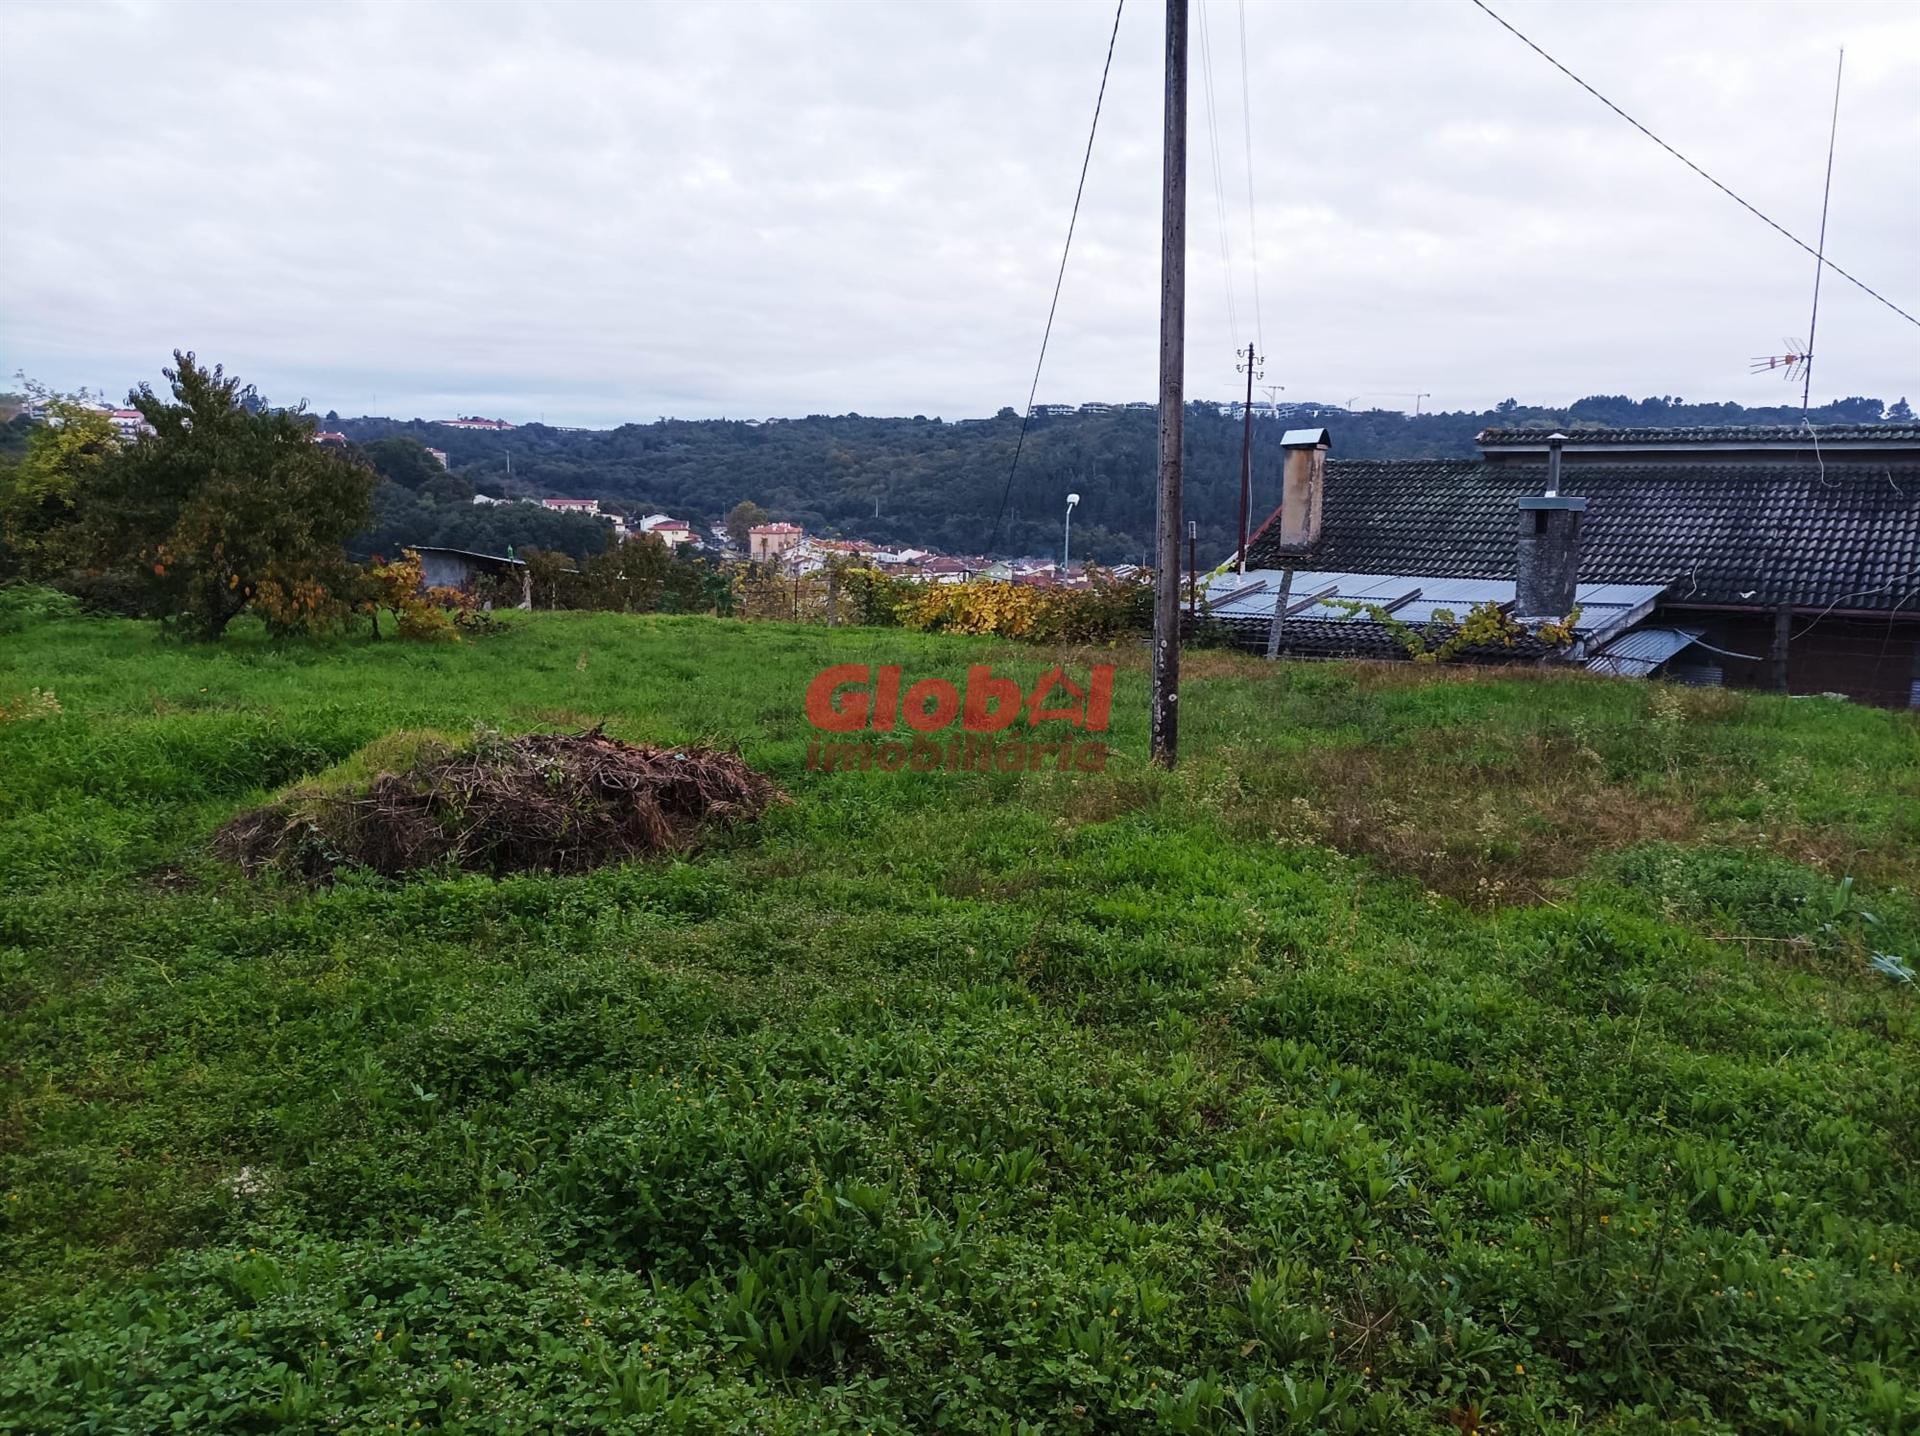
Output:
216,727,779,880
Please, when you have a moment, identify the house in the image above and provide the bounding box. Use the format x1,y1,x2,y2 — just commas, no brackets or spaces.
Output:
107,408,152,441
312,430,348,446
411,545,531,609
426,448,449,469
749,522,805,562
541,498,601,516
637,515,695,548
1206,423,1920,706
919,556,979,584
436,416,516,431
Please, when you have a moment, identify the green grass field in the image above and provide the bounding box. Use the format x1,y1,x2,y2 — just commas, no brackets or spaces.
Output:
3,600,1917,1434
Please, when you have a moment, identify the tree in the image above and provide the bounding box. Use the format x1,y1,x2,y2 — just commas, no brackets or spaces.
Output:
582,533,672,612
364,436,446,490
0,387,115,582
725,499,768,551
359,549,456,641
1889,397,1914,423
77,352,378,638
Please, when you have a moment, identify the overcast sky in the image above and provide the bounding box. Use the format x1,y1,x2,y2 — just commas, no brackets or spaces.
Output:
3,0,1916,426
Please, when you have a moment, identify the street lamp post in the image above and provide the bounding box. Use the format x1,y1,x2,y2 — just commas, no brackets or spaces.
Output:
1063,492,1081,578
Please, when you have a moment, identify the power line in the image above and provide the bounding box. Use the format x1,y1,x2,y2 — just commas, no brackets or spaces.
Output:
1236,0,1265,358
984,0,1125,556
1195,0,1240,342
1467,0,1919,330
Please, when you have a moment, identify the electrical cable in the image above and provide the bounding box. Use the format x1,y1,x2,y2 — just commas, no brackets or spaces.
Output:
983,0,1125,556
1236,0,1265,358
1196,0,1241,342
1467,0,1918,329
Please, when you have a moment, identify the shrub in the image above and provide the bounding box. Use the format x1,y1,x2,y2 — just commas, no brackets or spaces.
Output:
898,571,1150,643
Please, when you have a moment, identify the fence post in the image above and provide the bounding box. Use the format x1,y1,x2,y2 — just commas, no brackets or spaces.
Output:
1264,567,1295,659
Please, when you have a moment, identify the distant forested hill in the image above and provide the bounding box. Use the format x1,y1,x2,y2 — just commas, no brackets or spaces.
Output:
335,392,1904,564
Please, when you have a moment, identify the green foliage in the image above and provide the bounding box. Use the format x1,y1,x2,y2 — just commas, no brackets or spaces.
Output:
0,606,1916,1432
1328,598,1559,665
75,352,378,638
361,481,615,564
514,538,721,614
0,583,82,634
323,394,1905,564
0,392,115,581
725,499,769,552
363,436,460,497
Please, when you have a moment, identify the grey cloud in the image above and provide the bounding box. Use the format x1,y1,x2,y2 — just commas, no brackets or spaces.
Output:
1,0,1914,423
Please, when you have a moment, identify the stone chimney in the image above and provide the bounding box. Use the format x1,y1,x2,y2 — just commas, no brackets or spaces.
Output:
1515,434,1586,618
1277,427,1331,550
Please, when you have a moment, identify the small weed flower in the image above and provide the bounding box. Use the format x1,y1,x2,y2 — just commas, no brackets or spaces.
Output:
1515,1363,1525,1374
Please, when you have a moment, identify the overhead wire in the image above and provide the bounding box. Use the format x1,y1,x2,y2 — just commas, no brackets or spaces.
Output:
1195,0,1241,344
1235,0,1265,357
983,0,1125,556
1467,0,1918,330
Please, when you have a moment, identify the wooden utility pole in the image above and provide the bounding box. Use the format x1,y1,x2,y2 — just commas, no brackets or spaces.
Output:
1236,340,1262,573
1187,520,1197,624
1151,0,1188,768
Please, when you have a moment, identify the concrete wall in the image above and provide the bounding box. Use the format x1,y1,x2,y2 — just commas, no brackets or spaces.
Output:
418,552,479,591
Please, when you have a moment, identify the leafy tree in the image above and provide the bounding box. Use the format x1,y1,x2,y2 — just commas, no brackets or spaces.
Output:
582,534,673,612
0,386,115,582
1889,397,1914,423
363,437,447,490
725,499,769,551
359,549,457,641
77,352,377,638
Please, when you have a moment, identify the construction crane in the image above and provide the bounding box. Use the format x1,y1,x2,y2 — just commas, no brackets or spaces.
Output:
1351,391,1433,414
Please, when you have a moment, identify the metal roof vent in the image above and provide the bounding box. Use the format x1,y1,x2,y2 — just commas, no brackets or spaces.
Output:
1545,432,1567,497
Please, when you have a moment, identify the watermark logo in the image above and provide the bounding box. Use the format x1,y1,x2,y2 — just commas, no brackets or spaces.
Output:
804,663,1114,773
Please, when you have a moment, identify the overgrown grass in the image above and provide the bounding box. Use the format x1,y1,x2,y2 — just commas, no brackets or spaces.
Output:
2,605,1916,1433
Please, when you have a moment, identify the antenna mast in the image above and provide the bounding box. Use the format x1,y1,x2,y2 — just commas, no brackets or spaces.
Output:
1801,48,1844,413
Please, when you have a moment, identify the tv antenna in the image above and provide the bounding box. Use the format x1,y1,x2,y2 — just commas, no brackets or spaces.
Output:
1749,341,1810,384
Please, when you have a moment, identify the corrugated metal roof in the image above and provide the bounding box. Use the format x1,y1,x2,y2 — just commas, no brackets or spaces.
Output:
410,545,525,567
1583,626,1704,679
1201,569,1662,635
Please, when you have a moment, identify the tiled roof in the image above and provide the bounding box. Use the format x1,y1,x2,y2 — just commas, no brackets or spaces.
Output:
1476,423,1920,449
1244,458,1920,611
